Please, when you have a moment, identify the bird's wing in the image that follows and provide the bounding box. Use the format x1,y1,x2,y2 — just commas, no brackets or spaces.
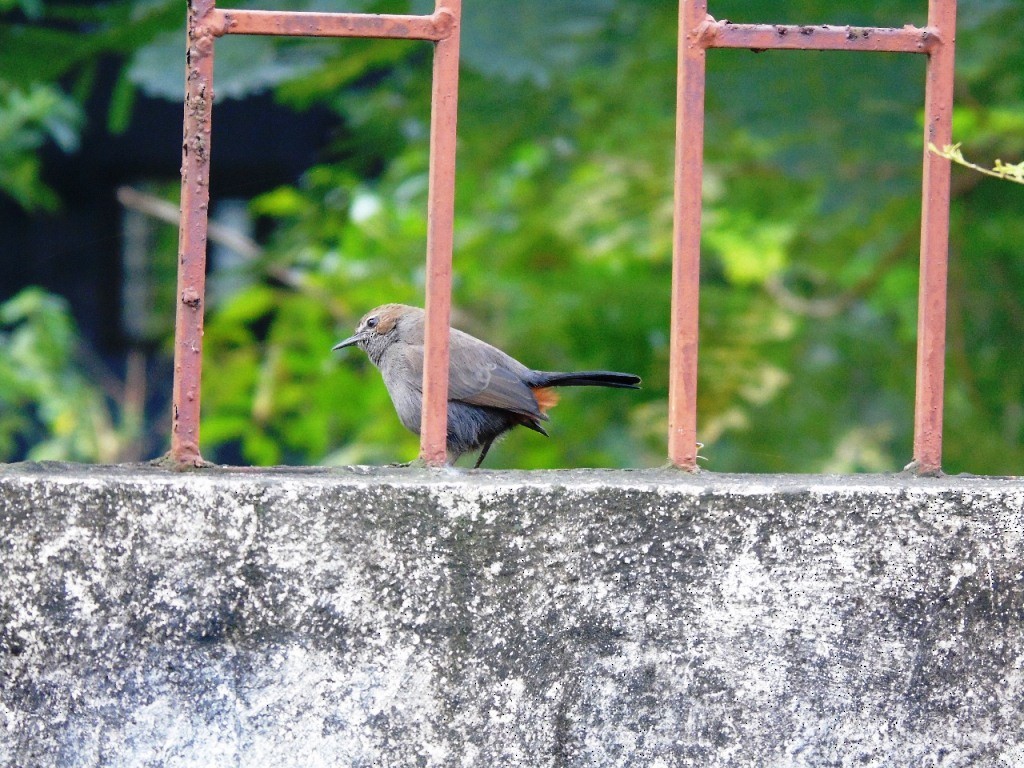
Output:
399,342,542,418
453,361,543,417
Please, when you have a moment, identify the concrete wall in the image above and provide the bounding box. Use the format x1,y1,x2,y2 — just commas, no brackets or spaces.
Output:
1,464,1023,767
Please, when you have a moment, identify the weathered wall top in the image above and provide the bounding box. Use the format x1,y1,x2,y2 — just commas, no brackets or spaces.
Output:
2,464,1023,766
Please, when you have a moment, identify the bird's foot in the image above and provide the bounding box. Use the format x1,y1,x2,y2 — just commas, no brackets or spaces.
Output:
387,458,462,471
387,458,425,468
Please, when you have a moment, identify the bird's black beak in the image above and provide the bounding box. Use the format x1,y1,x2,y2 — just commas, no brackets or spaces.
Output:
332,333,364,351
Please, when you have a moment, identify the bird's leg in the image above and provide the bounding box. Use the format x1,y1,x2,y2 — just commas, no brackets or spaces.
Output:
473,438,496,469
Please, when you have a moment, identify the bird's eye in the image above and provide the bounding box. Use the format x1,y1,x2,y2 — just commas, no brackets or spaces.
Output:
365,316,378,329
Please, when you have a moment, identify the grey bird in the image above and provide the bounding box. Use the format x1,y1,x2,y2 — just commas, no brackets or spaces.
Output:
333,304,641,467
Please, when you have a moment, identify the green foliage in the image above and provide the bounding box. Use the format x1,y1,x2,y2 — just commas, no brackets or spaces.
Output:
4,0,1024,472
0,82,81,210
0,290,126,461
931,143,1024,185
0,0,42,20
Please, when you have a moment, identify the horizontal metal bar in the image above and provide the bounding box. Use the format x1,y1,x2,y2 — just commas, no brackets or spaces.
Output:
212,8,453,40
701,19,939,54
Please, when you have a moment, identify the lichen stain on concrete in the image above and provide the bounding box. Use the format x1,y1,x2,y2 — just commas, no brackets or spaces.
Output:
1,465,1024,766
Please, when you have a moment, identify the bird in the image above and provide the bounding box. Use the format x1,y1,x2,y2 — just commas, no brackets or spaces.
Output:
332,303,641,467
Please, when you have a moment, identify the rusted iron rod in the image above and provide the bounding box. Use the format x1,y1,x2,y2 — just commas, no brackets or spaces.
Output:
169,0,217,467
912,0,956,475
705,20,938,54
419,0,462,467
671,0,957,473
166,0,462,467
668,0,709,472
213,8,453,40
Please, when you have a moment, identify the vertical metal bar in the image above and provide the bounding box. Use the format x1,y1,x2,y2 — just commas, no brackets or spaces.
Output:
668,0,709,471
419,0,461,466
911,0,956,475
169,0,216,467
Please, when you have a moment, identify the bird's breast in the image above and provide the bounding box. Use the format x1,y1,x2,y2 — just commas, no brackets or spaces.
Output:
378,353,423,433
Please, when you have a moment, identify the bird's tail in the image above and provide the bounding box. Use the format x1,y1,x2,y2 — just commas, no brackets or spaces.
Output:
531,371,641,389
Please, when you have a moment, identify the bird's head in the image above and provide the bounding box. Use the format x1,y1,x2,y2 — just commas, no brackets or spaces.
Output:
332,303,420,365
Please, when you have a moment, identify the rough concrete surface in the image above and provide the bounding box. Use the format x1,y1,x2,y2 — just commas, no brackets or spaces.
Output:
1,464,1023,767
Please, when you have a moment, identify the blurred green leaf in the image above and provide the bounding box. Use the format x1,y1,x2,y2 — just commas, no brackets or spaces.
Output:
0,289,136,463
0,0,44,19
0,81,82,210
106,67,136,135
129,32,329,101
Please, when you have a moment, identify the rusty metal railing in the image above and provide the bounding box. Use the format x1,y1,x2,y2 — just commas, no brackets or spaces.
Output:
670,1,957,474
169,0,460,467
168,1,956,473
